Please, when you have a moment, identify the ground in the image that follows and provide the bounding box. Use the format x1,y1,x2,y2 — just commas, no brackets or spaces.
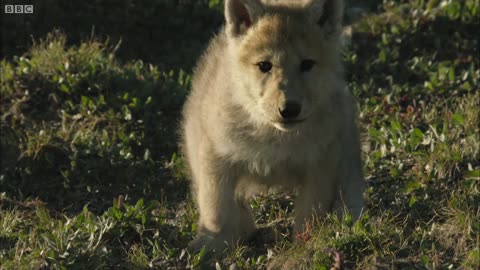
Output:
0,0,479,269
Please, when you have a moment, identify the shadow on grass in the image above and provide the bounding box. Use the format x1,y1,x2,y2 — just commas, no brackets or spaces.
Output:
1,0,223,69
0,129,189,215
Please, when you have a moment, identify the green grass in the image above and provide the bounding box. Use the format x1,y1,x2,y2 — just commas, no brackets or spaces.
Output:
1,0,479,269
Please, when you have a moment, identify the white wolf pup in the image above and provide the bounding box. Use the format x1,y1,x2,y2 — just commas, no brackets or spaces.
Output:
181,0,365,252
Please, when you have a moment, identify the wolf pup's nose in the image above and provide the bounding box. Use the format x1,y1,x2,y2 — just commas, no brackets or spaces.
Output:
279,101,302,120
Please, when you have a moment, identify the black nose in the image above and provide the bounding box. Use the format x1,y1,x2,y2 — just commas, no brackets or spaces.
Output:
279,101,302,120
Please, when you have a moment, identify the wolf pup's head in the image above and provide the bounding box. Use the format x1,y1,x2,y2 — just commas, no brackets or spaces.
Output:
224,0,345,132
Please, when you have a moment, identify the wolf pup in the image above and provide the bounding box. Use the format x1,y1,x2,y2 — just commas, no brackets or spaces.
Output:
181,0,364,252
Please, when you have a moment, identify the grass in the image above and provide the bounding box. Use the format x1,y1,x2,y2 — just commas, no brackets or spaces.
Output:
1,0,479,269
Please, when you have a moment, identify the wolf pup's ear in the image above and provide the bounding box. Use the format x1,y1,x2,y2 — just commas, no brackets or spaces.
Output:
305,0,344,38
225,0,264,37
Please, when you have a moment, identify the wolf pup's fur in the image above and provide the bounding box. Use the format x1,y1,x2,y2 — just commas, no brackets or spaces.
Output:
181,0,364,252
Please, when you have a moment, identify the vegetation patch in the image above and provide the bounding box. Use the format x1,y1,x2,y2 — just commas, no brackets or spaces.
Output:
1,0,479,269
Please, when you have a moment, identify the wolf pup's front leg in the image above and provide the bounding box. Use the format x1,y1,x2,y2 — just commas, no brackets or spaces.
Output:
187,154,256,253
293,151,340,233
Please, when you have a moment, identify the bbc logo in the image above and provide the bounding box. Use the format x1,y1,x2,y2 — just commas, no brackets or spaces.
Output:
4,5,34,14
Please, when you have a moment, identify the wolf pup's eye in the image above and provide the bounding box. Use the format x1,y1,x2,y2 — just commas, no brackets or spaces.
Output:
257,61,272,73
300,59,315,72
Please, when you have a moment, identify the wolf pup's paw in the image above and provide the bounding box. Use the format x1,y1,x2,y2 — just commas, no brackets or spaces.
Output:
188,234,228,255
